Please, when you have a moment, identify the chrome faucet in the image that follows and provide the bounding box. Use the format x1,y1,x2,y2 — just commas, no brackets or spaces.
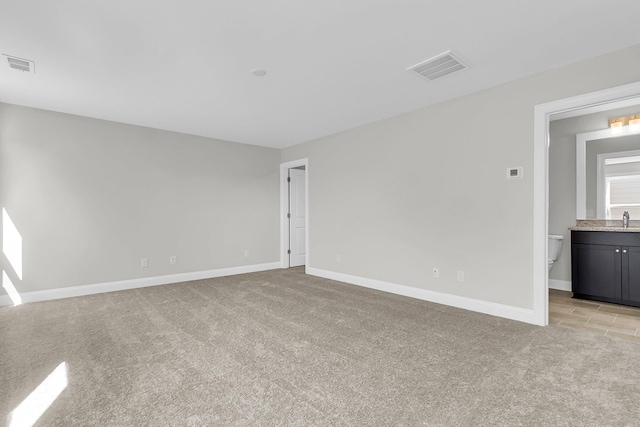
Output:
623,211,630,228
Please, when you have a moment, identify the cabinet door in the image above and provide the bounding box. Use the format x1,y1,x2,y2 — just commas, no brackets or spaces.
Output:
572,243,621,301
625,246,640,305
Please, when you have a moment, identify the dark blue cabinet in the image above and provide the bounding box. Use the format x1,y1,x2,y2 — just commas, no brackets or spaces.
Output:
571,231,640,308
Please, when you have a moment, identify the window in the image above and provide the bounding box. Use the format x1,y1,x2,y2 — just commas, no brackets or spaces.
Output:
607,174,640,218
600,153,640,219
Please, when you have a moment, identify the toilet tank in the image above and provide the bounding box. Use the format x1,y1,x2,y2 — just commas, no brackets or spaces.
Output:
548,235,564,261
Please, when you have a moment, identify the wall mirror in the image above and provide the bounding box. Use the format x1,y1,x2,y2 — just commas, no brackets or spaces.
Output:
577,128,640,219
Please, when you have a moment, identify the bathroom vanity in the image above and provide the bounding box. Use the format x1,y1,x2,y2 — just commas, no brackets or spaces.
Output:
570,226,640,308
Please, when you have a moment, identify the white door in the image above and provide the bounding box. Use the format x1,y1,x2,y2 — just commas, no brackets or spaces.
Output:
289,168,306,267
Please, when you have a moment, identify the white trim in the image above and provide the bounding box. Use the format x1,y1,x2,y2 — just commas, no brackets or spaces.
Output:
534,80,640,327
307,267,536,324
597,152,606,218
0,262,280,307
576,131,589,219
551,96,640,121
549,279,571,292
576,128,640,219
280,158,309,270
533,103,550,326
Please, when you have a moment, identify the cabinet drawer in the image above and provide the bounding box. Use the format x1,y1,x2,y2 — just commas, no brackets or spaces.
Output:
571,231,640,246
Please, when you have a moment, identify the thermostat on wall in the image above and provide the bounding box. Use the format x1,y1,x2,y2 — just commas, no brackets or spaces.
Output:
507,167,523,180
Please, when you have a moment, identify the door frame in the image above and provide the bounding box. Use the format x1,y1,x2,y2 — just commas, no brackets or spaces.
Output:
280,158,309,269
533,80,640,326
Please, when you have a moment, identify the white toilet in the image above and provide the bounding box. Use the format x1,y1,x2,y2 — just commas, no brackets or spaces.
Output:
548,235,564,273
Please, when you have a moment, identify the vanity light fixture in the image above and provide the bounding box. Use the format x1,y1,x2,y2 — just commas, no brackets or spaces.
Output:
609,114,640,134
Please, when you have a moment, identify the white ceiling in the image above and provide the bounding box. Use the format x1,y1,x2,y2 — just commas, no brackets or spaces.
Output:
2,1,640,149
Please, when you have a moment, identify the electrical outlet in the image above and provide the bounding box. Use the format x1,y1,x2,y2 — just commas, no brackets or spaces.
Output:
432,267,440,278
244,250,249,258
457,271,465,282
336,254,341,263
170,256,176,265
141,258,148,268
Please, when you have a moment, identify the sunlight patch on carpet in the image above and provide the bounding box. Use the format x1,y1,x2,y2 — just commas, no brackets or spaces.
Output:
8,362,68,427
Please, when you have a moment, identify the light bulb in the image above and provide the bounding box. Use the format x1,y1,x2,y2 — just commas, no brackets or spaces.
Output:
611,121,624,134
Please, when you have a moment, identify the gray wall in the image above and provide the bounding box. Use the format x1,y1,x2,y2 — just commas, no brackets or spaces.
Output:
0,103,280,293
283,45,640,310
549,107,640,283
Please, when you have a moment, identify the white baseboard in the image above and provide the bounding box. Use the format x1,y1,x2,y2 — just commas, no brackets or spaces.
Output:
306,267,538,325
549,279,571,292
0,262,280,307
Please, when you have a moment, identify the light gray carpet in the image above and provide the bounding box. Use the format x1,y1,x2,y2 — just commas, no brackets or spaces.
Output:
2,268,640,426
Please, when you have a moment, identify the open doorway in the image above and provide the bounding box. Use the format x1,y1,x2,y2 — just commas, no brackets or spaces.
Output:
280,159,309,269
533,81,640,326
547,104,640,293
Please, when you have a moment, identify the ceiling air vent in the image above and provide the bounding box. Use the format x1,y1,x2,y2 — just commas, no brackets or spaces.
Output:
3,54,35,73
407,51,467,81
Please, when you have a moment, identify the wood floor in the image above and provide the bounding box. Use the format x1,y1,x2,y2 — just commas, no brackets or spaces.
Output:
549,289,640,344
